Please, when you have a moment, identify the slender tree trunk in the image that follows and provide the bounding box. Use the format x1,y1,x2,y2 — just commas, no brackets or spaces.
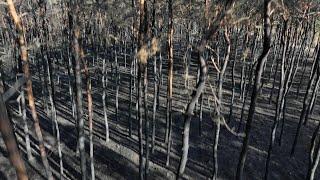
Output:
128,59,133,137
291,49,320,156
7,1,53,179
0,82,28,180
72,5,87,178
177,1,235,177
308,122,320,180
177,54,208,179
296,29,317,97
166,0,174,166
151,0,157,153
212,29,231,180
67,51,76,119
265,19,288,179
137,0,147,179
228,29,239,122
236,1,272,179
152,55,157,153
102,58,109,142
84,60,95,180
143,64,149,178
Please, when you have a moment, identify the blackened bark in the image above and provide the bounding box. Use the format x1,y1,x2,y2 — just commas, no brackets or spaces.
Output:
0,86,28,180
236,1,272,179
291,49,320,156
7,0,53,179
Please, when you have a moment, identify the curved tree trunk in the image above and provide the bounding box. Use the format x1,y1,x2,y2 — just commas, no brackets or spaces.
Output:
177,54,207,179
291,48,320,156
177,1,235,178
236,1,272,179
212,28,231,180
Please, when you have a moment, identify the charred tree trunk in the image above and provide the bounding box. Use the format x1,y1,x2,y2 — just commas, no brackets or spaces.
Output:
102,58,109,142
265,19,288,179
307,121,320,180
291,49,320,156
228,28,239,123
129,59,133,137
7,0,53,179
71,2,87,178
177,1,235,178
236,1,272,179
20,85,33,161
177,54,207,179
212,29,231,180
166,0,174,166
83,59,95,180
0,80,28,180
137,0,148,179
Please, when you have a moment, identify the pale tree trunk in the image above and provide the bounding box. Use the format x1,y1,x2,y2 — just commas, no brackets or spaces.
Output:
166,0,174,167
212,29,231,180
177,1,236,177
83,59,95,180
20,86,33,161
102,58,109,142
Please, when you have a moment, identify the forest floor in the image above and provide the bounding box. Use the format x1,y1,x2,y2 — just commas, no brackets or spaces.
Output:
0,43,319,180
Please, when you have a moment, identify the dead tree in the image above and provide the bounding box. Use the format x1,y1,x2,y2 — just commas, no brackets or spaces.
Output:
38,1,64,177
20,81,33,161
307,121,320,180
291,46,320,156
278,21,307,145
102,57,109,142
82,51,95,180
265,18,289,179
228,27,240,122
296,19,317,97
7,0,53,179
151,0,157,153
71,1,87,178
236,0,272,179
137,0,148,179
212,28,231,180
166,0,174,166
0,79,28,180
237,31,259,132
177,0,235,178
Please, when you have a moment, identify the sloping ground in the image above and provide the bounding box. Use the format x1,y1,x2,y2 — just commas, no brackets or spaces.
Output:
0,41,319,179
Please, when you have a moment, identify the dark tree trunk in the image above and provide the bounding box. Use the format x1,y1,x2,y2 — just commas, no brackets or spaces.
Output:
265,19,288,179
236,1,272,179
0,82,28,180
72,7,87,178
291,48,320,156
177,1,235,178
7,1,53,179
